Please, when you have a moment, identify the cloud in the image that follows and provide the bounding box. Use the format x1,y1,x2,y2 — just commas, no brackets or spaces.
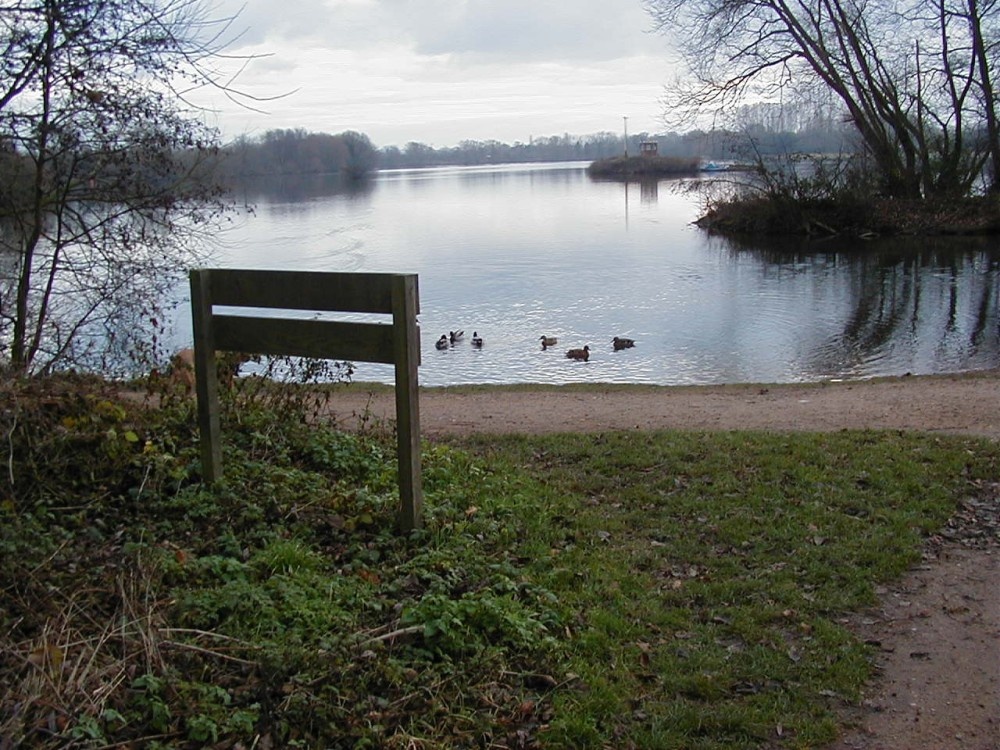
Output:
395,0,662,62
215,0,663,61
208,0,344,46
191,0,674,145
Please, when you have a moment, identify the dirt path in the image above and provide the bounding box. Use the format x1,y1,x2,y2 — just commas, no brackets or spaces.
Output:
830,544,999,750
324,371,1000,750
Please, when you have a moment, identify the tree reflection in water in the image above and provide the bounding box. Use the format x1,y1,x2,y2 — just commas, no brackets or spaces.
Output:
718,233,1000,379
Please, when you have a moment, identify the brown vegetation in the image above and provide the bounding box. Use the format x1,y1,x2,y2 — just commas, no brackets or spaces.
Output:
696,195,1000,237
587,155,702,178
154,349,253,398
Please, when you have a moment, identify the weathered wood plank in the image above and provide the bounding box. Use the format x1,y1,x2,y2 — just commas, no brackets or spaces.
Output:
212,315,396,364
189,270,223,483
392,275,423,531
207,269,422,314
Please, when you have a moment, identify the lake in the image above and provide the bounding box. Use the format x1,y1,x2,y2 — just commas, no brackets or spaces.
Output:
185,162,1000,386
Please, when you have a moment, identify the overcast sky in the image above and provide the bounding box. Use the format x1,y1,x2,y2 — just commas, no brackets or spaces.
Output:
192,0,677,148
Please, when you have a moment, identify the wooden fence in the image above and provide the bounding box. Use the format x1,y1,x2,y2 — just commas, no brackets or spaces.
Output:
189,268,423,531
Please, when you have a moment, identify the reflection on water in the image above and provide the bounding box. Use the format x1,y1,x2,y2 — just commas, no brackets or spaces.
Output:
640,179,659,204
231,173,376,203
178,163,1000,386
715,234,1000,381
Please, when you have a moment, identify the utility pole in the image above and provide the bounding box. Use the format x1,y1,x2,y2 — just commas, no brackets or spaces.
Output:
623,116,629,158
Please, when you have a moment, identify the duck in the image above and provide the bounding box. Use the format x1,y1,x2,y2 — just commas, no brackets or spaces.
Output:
566,345,590,361
539,335,558,349
435,335,449,350
449,330,464,344
471,332,484,348
613,336,636,351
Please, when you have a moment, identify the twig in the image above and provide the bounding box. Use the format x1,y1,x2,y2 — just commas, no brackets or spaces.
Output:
1,538,71,594
133,463,152,503
160,639,258,665
159,627,255,644
5,404,16,490
359,624,424,646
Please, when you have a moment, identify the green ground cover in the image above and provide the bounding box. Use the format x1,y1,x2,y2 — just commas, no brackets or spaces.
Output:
2,378,996,748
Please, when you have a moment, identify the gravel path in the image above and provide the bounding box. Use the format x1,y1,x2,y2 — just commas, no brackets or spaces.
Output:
325,371,1000,439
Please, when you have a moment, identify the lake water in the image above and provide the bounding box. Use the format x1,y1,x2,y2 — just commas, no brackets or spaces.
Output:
185,162,1000,386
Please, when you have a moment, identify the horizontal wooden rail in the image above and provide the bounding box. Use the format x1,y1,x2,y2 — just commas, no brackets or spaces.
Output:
203,268,408,313
213,316,398,364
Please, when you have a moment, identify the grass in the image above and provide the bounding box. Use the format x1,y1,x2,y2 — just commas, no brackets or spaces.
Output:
460,430,980,747
2,375,997,748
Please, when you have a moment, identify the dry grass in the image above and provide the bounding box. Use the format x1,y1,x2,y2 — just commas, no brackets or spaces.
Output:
2,558,164,745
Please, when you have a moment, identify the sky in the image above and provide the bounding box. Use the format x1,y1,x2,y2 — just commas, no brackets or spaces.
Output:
191,0,678,148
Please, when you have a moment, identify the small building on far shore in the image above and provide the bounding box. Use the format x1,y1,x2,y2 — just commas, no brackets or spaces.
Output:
640,141,659,157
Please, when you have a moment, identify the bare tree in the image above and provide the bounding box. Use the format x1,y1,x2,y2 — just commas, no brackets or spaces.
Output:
0,0,253,375
960,0,1000,191
645,0,1000,197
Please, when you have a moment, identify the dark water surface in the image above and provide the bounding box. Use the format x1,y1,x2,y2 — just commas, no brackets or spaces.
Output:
185,162,1000,386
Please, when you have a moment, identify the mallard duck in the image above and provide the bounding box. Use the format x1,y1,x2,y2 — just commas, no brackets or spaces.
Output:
566,345,590,361
435,335,449,350
613,336,636,351
449,330,464,344
471,332,484,348
540,335,558,349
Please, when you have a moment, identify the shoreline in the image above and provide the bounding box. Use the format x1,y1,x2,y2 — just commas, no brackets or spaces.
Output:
318,369,1000,438
345,367,1000,392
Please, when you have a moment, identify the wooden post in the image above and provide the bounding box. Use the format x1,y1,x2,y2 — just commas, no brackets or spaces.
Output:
392,275,423,531
189,270,222,483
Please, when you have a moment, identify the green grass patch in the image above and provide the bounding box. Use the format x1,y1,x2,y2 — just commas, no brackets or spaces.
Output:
441,429,995,748
2,377,996,748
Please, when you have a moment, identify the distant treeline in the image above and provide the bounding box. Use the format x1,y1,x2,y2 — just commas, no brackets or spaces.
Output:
218,129,378,180
0,117,856,204
377,123,853,170
218,110,856,180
